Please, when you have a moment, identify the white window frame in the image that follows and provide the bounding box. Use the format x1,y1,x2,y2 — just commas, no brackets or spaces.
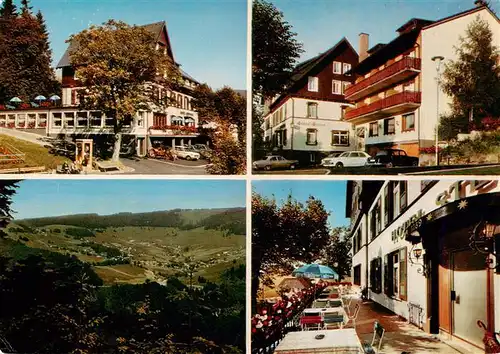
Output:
307,102,318,118
393,253,400,297
343,63,351,75
308,76,319,92
333,61,342,74
332,80,342,94
306,129,318,145
331,130,349,146
342,81,349,94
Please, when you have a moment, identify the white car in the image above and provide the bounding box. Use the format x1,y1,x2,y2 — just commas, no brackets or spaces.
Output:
321,151,371,168
173,146,200,160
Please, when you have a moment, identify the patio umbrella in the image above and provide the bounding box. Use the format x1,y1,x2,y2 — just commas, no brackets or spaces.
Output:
292,264,339,280
34,95,46,101
49,95,61,101
9,97,21,103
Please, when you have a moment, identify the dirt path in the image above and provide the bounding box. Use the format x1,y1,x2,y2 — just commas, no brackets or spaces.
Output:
97,266,135,278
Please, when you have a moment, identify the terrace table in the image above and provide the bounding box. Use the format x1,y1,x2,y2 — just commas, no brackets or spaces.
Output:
274,329,363,353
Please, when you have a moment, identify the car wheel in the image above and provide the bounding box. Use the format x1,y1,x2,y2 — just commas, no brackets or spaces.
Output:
148,149,155,158
186,156,192,161
336,162,344,168
386,162,393,168
264,165,271,171
412,160,418,167
290,164,296,170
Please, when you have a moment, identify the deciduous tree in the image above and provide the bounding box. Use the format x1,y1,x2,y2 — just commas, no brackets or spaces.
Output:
322,227,352,281
439,15,500,137
69,20,180,161
252,0,303,99
251,193,330,308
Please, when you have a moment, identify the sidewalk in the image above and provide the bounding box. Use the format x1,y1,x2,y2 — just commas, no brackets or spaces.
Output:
352,299,476,354
0,128,48,146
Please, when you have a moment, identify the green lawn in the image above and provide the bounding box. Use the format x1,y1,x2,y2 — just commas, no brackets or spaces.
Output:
0,134,70,170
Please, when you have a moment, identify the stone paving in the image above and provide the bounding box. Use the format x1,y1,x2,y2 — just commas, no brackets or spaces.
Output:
350,298,475,354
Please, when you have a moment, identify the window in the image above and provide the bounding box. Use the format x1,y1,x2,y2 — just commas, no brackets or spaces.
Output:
384,118,395,135
307,102,318,118
353,265,361,286
332,80,342,94
343,63,351,75
283,129,288,146
306,129,317,145
393,181,400,219
308,76,318,92
383,185,389,227
137,111,144,127
52,112,62,127
77,112,88,127
384,248,407,300
333,61,342,74
400,181,408,212
370,257,382,294
370,210,376,241
375,199,381,235
331,130,349,146
402,113,415,131
90,112,102,127
342,81,349,94
64,112,75,127
353,228,362,254
369,122,379,137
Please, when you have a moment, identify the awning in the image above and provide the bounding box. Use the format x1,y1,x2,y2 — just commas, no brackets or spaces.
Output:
170,116,183,122
184,117,195,122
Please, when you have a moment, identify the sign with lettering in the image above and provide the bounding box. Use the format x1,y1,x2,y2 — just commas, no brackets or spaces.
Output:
392,209,425,243
296,120,326,127
435,180,498,206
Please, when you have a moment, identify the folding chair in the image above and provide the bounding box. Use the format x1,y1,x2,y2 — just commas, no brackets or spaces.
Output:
363,321,385,354
323,313,345,330
299,315,322,331
343,303,360,329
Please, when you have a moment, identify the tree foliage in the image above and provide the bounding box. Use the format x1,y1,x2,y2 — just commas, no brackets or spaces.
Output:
252,0,303,98
322,227,352,281
192,85,246,175
251,193,330,307
0,0,60,102
0,180,19,237
69,20,180,161
439,15,500,138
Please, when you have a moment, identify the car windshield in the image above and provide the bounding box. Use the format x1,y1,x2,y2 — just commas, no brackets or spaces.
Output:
376,151,388,156
339,152,350,157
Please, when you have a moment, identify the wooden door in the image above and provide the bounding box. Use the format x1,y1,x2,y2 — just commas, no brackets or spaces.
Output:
438,264,451,332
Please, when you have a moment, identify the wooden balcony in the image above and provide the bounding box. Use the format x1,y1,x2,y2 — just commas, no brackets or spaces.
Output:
344,91,421,122
345,56,421,101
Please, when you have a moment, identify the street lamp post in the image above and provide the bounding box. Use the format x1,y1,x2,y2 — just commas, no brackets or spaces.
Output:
432,56,444,166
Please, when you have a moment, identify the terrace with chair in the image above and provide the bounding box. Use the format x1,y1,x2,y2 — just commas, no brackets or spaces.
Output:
253,280,469,354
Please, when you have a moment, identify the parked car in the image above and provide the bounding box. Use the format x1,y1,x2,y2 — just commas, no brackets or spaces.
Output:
173,146,200,160
191,144,212,159
253,155,299,171
366,149,419,167
321,151,371,168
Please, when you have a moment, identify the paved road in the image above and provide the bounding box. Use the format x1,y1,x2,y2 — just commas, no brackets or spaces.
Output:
121,157,208,175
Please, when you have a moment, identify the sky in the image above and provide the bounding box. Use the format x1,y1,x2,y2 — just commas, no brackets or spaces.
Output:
252,180,350,228
271,0,500,63
11,179,246,219
28,0,247,90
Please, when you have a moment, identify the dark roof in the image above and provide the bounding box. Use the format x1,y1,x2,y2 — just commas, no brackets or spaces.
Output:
180,69,199,84
367,43,386,54
396,18,434,33
235,89,247,99
350,27,420,76
269,38,358,111
350,5,498,76
56,21,173,68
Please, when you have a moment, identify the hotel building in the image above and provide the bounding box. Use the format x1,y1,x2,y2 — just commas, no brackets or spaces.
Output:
348,179,500,352
344,3,500,162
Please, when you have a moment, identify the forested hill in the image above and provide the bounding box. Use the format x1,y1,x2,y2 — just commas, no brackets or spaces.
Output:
16,207,246,235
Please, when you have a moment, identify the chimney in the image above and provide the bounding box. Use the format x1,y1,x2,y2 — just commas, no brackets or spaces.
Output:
474,0,487,7
359,33,369,62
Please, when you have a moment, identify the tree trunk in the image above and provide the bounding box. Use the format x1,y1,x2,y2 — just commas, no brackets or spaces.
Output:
112,132,122,162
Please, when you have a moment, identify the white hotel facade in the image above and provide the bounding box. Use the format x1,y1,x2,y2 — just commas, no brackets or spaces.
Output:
348,179,500,352
0,21,202,157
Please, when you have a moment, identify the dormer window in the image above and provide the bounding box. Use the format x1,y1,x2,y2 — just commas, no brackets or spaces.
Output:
308,76,318,92
343,63,351,75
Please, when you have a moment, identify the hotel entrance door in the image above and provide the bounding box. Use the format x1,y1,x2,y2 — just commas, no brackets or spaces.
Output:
451,249,487,349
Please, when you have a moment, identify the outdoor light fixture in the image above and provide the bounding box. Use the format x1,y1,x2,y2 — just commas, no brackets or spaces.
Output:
408,244,429,277
469,219,500,270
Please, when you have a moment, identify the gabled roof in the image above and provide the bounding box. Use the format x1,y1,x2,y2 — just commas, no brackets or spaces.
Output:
180,69,199,85
268,38,358,111
56,21,175,68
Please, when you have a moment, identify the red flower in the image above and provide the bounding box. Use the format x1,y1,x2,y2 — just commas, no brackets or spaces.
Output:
19,103,30,109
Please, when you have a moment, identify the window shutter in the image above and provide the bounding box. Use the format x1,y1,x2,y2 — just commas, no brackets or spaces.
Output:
383,255,389,295
400,247,408,300
71,90,76,105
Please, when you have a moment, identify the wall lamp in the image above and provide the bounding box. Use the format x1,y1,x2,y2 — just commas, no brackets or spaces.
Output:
469,219,500,271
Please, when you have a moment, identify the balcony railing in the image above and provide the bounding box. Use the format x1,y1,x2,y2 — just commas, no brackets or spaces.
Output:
345,56,421,100
345,91,421,120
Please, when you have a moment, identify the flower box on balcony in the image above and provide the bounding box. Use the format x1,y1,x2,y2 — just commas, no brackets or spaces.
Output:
18,123,26,128
18,103,30,109
0,105,6,111
7,123,15,128
148,125,197,134
39,122,47,128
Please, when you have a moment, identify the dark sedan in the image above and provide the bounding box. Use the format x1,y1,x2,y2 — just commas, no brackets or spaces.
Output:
366,149,419,168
